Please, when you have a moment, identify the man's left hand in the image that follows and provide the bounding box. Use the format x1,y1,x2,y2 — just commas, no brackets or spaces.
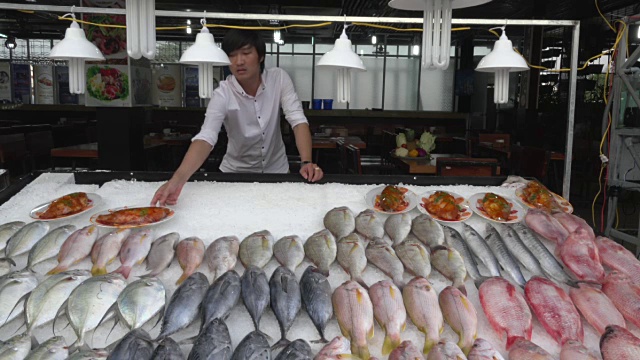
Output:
300,162,324,182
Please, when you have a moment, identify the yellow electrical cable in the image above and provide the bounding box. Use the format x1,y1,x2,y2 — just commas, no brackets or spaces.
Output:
596,0,616,32
58,16,126,28
204,22,332,31
592,164,606,227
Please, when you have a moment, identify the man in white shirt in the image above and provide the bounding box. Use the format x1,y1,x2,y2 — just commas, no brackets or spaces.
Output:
152,30,322,206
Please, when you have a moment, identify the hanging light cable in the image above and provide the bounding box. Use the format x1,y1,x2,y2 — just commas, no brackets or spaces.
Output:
317,19,366,103
475,26,529,104
48,6,105,94
126,0,156,59
179,13,230,98
389,0,492,70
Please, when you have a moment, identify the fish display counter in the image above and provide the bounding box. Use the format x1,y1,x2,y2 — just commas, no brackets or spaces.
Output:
0,171,633,359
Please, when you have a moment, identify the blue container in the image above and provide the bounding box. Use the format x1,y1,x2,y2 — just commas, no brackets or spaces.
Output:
312,99,322,110
322,99,333,110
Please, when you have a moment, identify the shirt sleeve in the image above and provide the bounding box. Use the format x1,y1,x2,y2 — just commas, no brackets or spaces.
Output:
278,69,309,128
191,87,227,146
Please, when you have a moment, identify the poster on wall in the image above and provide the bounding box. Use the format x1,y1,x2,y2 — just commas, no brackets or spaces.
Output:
34,65,54,104
184,66,201,107
131,65,152,106
55,66,78,104
85,64,131,107
151,64,182,107
0,62,11,102
82,0,127,65
12,64,31,104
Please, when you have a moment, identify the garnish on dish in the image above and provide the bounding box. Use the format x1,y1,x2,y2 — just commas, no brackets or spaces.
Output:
375,185,409,212
476,193,517,221
38,192,91,219
95,207,173,227
421,191,469,221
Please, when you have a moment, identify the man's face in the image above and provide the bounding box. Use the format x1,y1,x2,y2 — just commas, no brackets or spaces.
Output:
228,45,263,83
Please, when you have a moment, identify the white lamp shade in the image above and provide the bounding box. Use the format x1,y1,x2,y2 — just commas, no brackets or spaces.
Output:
389,0,492,10
179,28,230,66
476,33,529,73
49,21,105,60
317,36,366,71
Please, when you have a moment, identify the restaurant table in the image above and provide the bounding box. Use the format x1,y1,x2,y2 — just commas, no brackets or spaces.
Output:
393,153,468,175
51,142,165,170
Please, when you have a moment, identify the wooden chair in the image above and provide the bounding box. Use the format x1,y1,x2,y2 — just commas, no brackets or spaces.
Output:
336,139,348,174
380,130,398,175
345,144,362,175
436,157,498,177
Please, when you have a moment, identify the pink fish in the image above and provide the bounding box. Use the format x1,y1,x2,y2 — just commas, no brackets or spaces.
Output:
467,338,505,360
47,225,98,275
176,236,205,285
439,285,478,355
90,228,130,276
569,283,626,335
314,336,352,360
601,271,640,328
596,236,640,285
479,277,532,350
524,276,583,345
112,229,154,279
332,280,374,360
369,280,407,355
426,339,466,360
389,340,425,360
552,212,595,240
402,277,443,354
525,209,569,245
557,228,604,283
600,325,640,360
559,340,598,360
508,338,553,360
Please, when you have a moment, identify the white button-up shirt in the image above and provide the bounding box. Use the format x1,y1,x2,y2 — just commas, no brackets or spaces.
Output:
192,67,308,173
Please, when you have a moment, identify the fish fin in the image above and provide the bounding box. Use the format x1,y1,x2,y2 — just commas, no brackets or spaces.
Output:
352,343,370,360
152,305,165,331
30,335,39,349
311,337,330,344
46,264,66,275
256,329,273,342
506,335,523,350
355,277,369,290
473,276,490,289
137,272,157,279
136,257,146,265
271,338,291,351
91,265,107,277
12,321,26,336
178,336,197,345
382,334,401,355
368,324,374,339
96,303,117,341
176,271,189,285
459,336,472,356
69,341,91,355
52,300,68,336
5,292,30,326
401,321,406,332
455,281,467,296
320,268,330,277
112,265,132,279
2,257,16,267
423,337,437,354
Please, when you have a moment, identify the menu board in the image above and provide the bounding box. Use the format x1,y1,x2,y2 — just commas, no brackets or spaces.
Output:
151,64,181,107
34,65,54,104
55,66,79,105
12,64,31,104
131,65,152,106
85,64,131,107
0,62,10,102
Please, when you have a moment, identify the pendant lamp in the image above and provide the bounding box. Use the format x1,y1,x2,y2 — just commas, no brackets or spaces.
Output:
476,27,529,104
179,17,230,98
389,0,492,70
126,0,156,59
317,25,366,103
48,9,105,94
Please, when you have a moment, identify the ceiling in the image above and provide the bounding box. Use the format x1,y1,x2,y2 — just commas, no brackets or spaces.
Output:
0,0,638,45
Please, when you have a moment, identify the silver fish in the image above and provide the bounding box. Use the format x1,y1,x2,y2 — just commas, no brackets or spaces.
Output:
202,270,241,330
355,209,384,240
365,238,405,288
55,273,127,348
231,331,271,360
323,207,355,240
300,266,333,343
484,224,526,287
461,223,501,277
47,225,98,275
385,213,412,246
0,221,25,252
101,278,166,334
274,235,305,272
241,266,271,333
270,266,302,349
494,223,546,278
25,336,68,360
24,270,90,335
141,232,180,278
106,328,154,360
431,245,467,295
205,236,240,280
411,215,444,248
510,222,574,285
394,235,431,279
27,225,76,271
239,230,274,269
91,228,131,277
336,233,368,288
4,221,49,261
66,349,109,360
274,340,313,360
0,334,31,360
304,229,337,277
443,226,485,286
188,318,232,360
112,229,155,279
151,338,184,360
0,270,38,327
157,272,208,339
0,259,13,277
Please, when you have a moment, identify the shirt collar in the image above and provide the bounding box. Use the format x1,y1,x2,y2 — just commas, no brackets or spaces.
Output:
228,71,267,98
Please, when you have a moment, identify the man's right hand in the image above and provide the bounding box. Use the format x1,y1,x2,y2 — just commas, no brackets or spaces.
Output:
151,178,185,206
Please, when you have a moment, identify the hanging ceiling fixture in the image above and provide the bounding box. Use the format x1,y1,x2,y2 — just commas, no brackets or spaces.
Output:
126,0,156,60
48,7,105,94
179,14,231,99
475,27,529,104
317,22,366,103
4,36,16,50
389,0,492,70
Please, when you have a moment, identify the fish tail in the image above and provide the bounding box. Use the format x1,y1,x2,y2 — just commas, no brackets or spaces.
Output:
352,343,370,360
454,280,467,296
175,271,190,285
423,336,437,354
113,265,132,279
320,267,330,277
382,333,401,355
459,337,473,356
91,264,107,277
271,338,291,350
1,257,15,267
506,335,523,350
46,264,66,275
355,277,369,290
393,277,405,290
311,337,329,344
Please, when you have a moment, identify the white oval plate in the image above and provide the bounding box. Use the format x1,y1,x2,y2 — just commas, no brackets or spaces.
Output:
469,192,525,223
30,193,102,221
89,206,175,229
365,185,418,214
515,187,574,214
417,190,472,223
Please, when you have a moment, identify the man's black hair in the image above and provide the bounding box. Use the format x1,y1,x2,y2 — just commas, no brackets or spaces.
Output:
222,29,266,73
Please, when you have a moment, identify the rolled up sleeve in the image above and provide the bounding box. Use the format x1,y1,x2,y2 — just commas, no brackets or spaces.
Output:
192,89,227,146
279,69,308,129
